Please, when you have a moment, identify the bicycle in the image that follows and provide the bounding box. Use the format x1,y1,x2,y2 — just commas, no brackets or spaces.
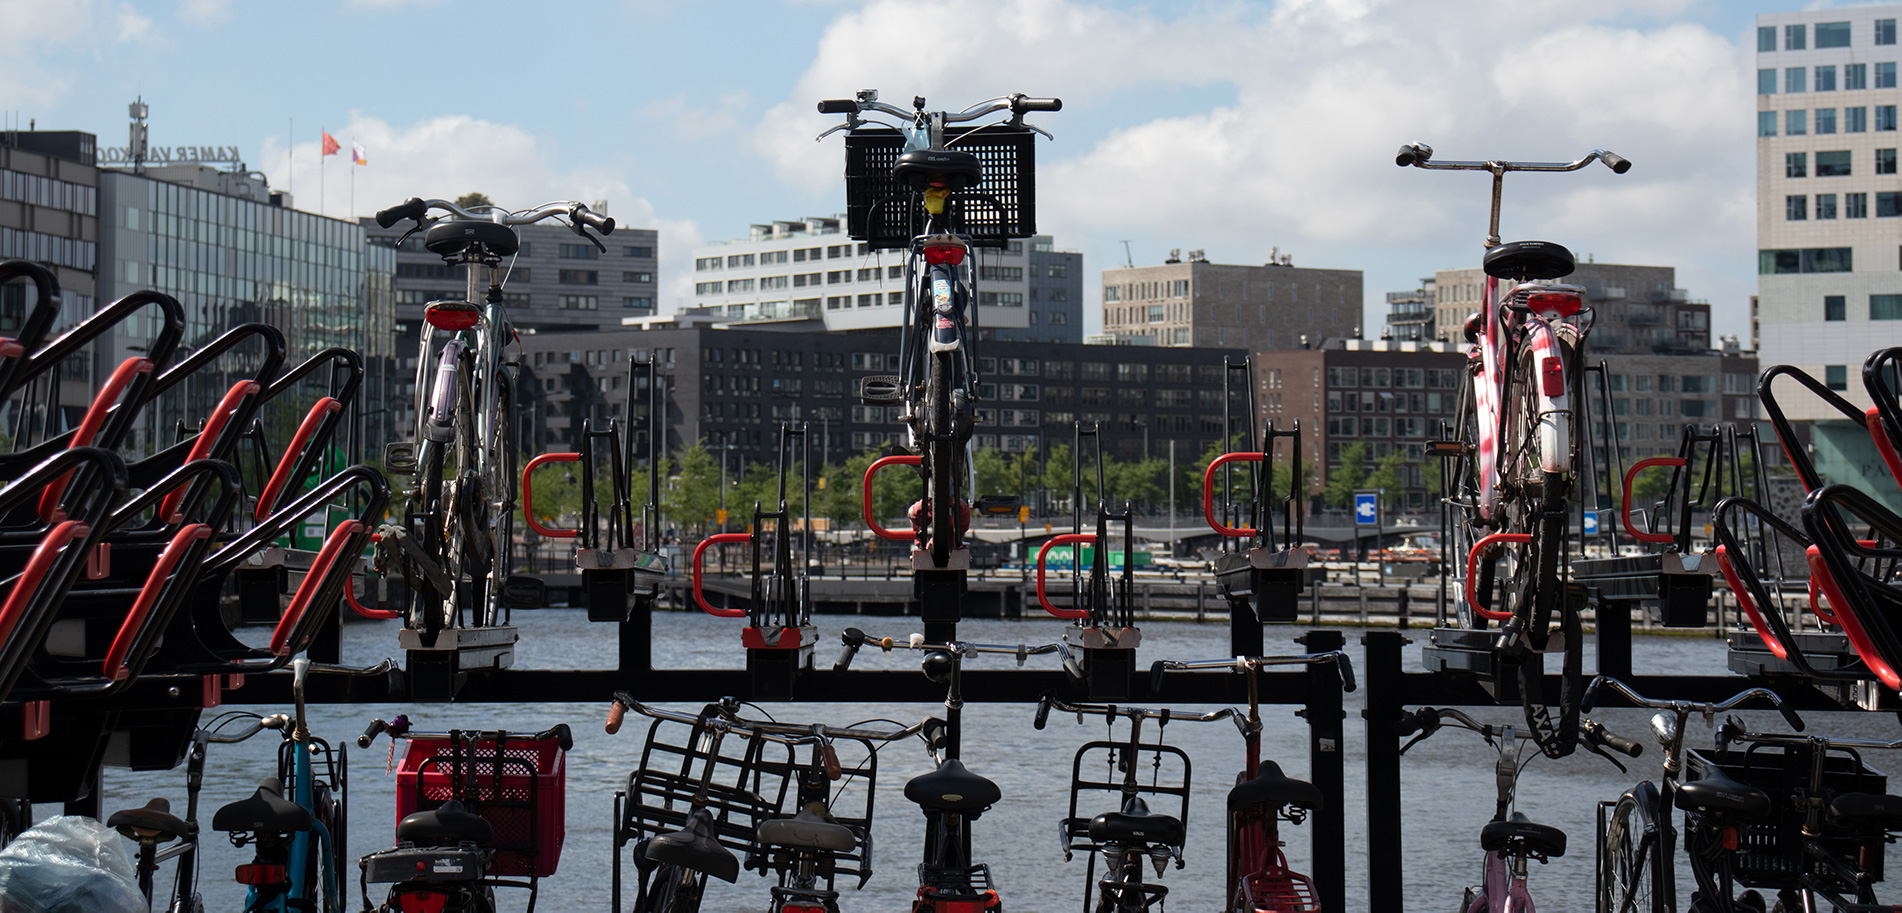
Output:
816,90,1058,571
1389,706,1640,913
1399,141,1630,758
835,627,1080,912
370,196,613,670
355,718,574,913
605,694,923,913
1035,693,1237,913
1151,651,1355,912
1709,718,1902,911
1582,676,1806,913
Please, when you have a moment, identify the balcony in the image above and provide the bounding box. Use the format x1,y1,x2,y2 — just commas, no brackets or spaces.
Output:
723,300,822,324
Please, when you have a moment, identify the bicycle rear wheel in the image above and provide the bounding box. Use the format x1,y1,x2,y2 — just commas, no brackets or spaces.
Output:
925,349,961,567
1504,335,1582,756
1602,791,1667,913
1447,363,1494,630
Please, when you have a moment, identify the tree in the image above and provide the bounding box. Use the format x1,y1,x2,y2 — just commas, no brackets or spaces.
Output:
1365,449,1409,512
456,191,494,211
664,443,721,535
1323,442,1369,508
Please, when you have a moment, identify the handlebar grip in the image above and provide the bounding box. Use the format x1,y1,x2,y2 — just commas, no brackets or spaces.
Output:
1776,700,1806,733
358,718,386,749
1601,151,1632,174
375,197,426,229
1148,660,1166,695
1034,696,1052,731
1581,676,1605,713
1393,708,1431,737
606,701,627,735
1016,96,1062,112
1395,144,1421,167
1595,727,1644,758
573,206,615,235
551,723,574,752
817,99,859,114
1335,654,1356,693
834,642,860,672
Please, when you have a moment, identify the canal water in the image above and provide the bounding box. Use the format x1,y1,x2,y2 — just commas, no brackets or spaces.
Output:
82,612,1902,912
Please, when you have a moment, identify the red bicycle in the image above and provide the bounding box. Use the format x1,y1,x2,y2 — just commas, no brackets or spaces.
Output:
1151,652,1353,912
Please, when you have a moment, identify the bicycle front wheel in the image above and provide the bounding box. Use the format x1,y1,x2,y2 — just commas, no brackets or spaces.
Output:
925,348,962,567
1602,791,1667,913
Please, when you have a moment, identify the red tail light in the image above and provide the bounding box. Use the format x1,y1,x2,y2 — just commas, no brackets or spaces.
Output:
1540,356,1565,397
397,891,450,913
923,245,965,266
1526,291,1581,317
234,863,287,885
780,906,827,913
424,302,481,331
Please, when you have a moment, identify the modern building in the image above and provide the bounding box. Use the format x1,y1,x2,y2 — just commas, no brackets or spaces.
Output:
1428,262,1712,356
1100,251,1362,351
1756,6,1902,496
688,218,1083,343
1383,278,1435,342
0,130,102,420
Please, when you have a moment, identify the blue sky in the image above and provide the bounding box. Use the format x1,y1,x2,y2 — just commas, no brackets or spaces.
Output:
3,0,1865,340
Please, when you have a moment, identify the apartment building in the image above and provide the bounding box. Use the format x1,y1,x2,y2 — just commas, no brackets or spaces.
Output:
1100,251,1361,351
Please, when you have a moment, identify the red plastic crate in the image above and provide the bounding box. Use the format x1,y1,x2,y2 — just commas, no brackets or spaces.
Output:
395,737,565,877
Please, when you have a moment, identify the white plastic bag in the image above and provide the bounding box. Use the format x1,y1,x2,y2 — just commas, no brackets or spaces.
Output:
0,815,145,913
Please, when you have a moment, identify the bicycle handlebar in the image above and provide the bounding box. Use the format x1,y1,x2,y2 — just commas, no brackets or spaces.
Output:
608,693,923,744
814,91,1060,140
1581,676,1805,732
359,718,573,752
1394,142,1632,175
1034,694,1236,730
1149,652,1356,694
374,197,615,235
834,626,1079,677
1395,706,1642,759
1718,719,1902,753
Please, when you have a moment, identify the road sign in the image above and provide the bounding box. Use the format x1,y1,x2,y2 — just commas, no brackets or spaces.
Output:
1353,491,1379,526
1582,510,1599,535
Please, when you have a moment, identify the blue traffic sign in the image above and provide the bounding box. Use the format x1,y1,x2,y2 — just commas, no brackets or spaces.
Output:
1353,491,1379,526
1582,510,1599,535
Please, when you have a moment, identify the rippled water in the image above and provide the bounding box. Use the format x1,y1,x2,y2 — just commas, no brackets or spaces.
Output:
74,611,1902,912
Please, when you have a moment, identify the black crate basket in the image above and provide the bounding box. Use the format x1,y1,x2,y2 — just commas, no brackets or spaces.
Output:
1687,746,1887,889
843,126,1036,250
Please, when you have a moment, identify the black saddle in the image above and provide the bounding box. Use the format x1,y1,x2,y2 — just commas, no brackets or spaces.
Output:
1088,795,1185,848
108,797,195,842
396,800,494,848
1227,761,1321,812
893,149,983,191
1483,240,1575,282
1675,768,1772,819
1828,792,1902,830
645,808,739,883
424,219,520,259
905,758,1001,813
212,779,311,835
757,803,856,852
1479,811,1566,858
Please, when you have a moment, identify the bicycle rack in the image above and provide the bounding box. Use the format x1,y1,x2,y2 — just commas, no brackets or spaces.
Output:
1206,420,1313,644
691,423,818,699
862,449,971,641
1034,423,1140,700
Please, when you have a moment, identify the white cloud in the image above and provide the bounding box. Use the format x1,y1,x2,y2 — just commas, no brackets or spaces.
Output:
640,92,754,143
181,0,234,22
114,4,156,43
0,0,149,106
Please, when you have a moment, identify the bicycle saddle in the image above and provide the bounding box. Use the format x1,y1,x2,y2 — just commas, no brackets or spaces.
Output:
1479,811,1566,858
1088,795,1185,847
757,803,857,853
396,799,494,848
107,797,195,841
894,149,983,191
1483,240,1575,282
1675,768,1772,819
1827,792,1902,830
424,219,520,259
212,779,312,834
1227,760,1322,812
905,757,1001,813
645,808,739,883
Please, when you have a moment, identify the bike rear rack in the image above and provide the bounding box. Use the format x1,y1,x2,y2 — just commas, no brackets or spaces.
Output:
1033,423,1140,700
1205,420,1312,637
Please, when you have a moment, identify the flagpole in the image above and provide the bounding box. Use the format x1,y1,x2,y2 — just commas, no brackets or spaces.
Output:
349,145,355,220
319,127,326,218
287,118,293,198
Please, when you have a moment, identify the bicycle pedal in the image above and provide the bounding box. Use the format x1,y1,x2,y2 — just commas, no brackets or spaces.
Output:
384,441,418,474
859,374,902,405
1425,439,1471,457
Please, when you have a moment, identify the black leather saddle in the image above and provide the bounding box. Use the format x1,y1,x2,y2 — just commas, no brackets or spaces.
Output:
212,779,311,835
396,799,494,848
905,758,1001,813
893,149,983,191
1480,810,1566,858
1087,795,1185,848
1675,768,1772,819
757,803,856,853
645,808,739,883
1227,761,1321,812
425,219,520,259
1827,792,1902,830
108,797,195,842
1483,240,1575,282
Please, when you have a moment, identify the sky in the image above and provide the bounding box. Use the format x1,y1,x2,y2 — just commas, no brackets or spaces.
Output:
0,0,1863,342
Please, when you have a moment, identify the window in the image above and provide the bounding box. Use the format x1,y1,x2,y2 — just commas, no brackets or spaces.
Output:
1759,25,1776,52
1788,67,1808,93
1818,193,1839,219
1850,63,1870,90
1881,106,1898,131
825,296,848,310
1849,193,1870,217
1788,109,1808,135
1787,195,1809,220
856,267,877,281
559,243,600,260
1883,62,1899,89
1817,108,1838,133
1787,24,1806,50
623,296,654,311
1817,21,1851,48
857,294,878,308
1883,149,1899,175
979,266,1023,281
1787,152,1808,177
1875,295,1902,320
1760,111,1778,137
826,270,849,284
826,245,845,258
558,295,597,310
1753,68,1774,94
623,271,654,283
726,278,754,292
558,269,599,285
694,281,721,295
1884,19,1899,45
695,256,721,271
1826,365,1848,390
1848,106,1869,132
888,265,902,279
978,291,1024,307
1881,191,1902,217
1818,150,1851,175
1758,248,1853,273
624,245,653,258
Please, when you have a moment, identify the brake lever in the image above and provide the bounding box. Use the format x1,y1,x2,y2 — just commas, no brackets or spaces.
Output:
574,222,608,253
1581,738,1630,775
1019,120,1053,141
814,122,853,142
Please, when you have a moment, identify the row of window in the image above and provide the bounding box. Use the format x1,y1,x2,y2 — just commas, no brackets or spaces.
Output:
1761,62,1894,95
1761,20,1892,53
1821,294,1902,320
1103,279,1191,303
1590,373,1724,394
1783,191,1902,219
1760,106,1896,136
694,241,1033,271
1784,149,1891,177
0,169,97,216
1326,366,1462,390
1759,248,1853,274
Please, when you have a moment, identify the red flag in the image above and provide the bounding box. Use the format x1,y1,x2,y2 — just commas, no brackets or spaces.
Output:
321,132,339,156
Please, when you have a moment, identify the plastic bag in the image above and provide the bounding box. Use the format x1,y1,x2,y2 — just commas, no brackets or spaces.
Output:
0,815,144,913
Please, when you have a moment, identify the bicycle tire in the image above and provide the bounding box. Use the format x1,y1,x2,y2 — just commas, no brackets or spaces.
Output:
1448,364,1493,630
927,348,959,568
1602,788,1668,913
410,387,453,639
641,863,704,913
448,345,492,627
1505,337,1582,757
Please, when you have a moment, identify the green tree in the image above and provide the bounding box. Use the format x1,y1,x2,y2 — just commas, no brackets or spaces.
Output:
456,191,494,211
1365,449,1409,512
843,448,919,529
1323,442,1369,509
664,442,721,535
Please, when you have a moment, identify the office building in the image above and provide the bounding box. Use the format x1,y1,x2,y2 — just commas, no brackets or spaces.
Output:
0,131,101,419
1100,251,1361,350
